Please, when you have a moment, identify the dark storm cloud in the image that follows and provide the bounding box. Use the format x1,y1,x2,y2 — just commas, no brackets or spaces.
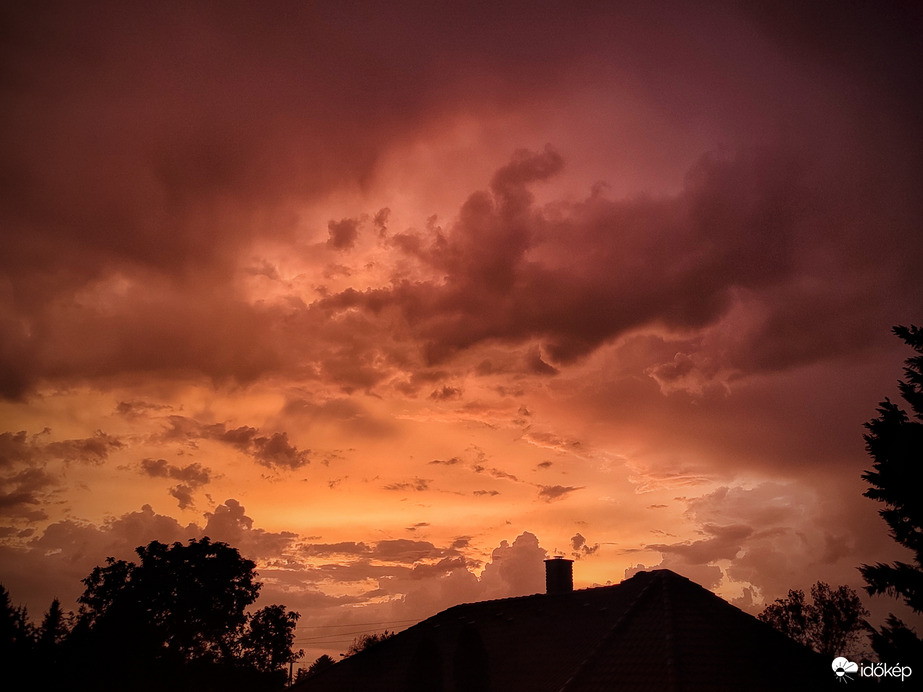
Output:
0,2,651,398
526,346,559,375
0,430,122,466
1,3,920,398
140,458,213,509
0,429,126,520
0,466,57,521
160,416,310,470
429,386,462,401
327,218,361,251
537,485,584,502
323,147,804,364
140,458,212,487
571,532,600,559
168,485,195,511
383,478,431,492
0,432,32,467
646,523,754,564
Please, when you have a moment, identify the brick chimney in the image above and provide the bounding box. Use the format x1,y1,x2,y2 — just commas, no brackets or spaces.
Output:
544,556,574,594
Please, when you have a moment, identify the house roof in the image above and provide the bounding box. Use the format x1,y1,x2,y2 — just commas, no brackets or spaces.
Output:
293,569,836,691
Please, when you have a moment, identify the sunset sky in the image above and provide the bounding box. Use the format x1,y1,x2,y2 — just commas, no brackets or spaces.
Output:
1,1,921,663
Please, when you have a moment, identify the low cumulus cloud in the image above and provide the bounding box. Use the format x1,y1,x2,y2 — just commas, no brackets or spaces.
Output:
0,429,125,520
140,458,213,509
627,482,892,605
479,531,547,599
0,499,297,614
571,532,599,559
203,499,297,558
4,488,556,648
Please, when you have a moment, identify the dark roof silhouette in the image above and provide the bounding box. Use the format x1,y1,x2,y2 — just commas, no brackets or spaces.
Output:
293,569,835,691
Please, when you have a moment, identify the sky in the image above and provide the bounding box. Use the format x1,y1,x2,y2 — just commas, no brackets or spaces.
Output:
1,0,921,663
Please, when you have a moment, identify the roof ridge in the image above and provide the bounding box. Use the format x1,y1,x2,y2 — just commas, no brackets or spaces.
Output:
556,570,663,692
661,569,679,692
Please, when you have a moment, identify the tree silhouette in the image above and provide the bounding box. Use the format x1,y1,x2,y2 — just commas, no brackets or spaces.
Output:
241,604,303,675
346,629,396,656
758,581,868,657
78,537,260,667
38,598,70,650
2,540,302,691
296,654,336,681
861,324,923,665
36,597,71,683
0,584,34,679
69,537,300,690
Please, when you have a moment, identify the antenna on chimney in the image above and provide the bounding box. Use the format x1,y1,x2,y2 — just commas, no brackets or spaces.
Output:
544,556,574,594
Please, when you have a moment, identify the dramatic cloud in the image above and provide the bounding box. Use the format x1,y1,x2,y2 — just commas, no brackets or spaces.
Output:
141,458,212,486
141,458,213,509
479,532,547,599
0,430,122,466
327,218,361,251
318,147,832,376
571,533,600,559
0,466,57,521
203,499,296,559
2,1,922,663
161,417,310,470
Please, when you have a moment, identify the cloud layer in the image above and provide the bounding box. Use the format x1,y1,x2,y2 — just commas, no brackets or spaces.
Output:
2,1,922,664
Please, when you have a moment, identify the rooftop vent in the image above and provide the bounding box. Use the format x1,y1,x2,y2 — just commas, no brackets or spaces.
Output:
544,556,574,595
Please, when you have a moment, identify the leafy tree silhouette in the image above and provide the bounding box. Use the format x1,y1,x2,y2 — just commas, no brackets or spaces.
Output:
79,537,259,662
346,629,396,656
296,653,336,681
241,603,303,675
68,536,299,691
758,581,868,657
861,324,923,667
2,540,301,691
